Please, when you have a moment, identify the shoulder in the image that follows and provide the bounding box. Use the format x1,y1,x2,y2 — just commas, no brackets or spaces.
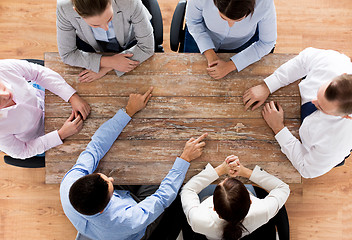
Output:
255,0,275,10
57,0,73,9
0,59,29,72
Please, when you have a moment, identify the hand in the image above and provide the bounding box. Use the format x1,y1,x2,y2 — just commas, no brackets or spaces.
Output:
206,59,236,79
215,155,239,176
226,158,253,179
125,87,153,117
78,67,112,83
180,133,208,162
262,101,285,134
109,53,140,72
58,111,84,140
243,83,270,111
69,93,91,120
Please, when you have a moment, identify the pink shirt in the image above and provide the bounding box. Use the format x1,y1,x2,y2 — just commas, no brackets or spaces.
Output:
0,59,76,159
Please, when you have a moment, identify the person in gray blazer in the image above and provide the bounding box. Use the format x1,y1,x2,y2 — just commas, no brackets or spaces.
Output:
57,0,155,82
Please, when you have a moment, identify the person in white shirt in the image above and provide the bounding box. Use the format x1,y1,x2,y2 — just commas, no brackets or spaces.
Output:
0,59,90,159
243,47,352,178
180,155,290,240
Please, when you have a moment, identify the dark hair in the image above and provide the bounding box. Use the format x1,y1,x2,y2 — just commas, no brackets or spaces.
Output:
72,0,111,17
69,173,111,215
325,74,352,115
213,0,256,20
213,177,251,240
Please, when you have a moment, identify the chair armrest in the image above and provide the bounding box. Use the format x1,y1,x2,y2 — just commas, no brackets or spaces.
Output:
142,0,163,46
170,0,187,52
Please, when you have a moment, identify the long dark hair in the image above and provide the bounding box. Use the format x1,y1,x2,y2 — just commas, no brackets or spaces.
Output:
213,177,251,240
213,0,255,20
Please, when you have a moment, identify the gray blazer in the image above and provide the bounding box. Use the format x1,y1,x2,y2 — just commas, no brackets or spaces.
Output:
56,0,155,76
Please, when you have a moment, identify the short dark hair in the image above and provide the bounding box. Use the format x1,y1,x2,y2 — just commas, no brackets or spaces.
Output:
72,0,111,18
325,74,352,115
69,173,111,215
213,178,251,240
213,0,256,20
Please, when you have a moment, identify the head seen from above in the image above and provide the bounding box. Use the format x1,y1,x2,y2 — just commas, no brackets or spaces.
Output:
72,0,113,31
312,74,352,118
213,0,255,27
69,173,114,215
213,177,251,240
0,80,15,109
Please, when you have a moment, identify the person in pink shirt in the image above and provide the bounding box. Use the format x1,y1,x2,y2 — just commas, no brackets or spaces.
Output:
0,59,90,159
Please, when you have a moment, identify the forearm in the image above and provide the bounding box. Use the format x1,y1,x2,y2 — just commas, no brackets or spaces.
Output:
0,131,62,159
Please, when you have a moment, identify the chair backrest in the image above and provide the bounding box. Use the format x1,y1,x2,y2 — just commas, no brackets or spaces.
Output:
142,0,164,52
241,186,290,240
170,0,187,52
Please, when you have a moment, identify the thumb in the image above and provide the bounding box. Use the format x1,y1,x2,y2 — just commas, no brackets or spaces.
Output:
67,111,75,122
122,53,134,58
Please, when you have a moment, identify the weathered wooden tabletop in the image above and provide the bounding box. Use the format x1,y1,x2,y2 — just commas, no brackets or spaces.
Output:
44,52,302,184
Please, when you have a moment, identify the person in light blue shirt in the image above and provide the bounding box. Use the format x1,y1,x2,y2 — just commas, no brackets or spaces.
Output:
185,0,277,79
60,86,208,240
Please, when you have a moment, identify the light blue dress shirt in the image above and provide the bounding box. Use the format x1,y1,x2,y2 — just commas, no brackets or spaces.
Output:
91,21,116,42
60,109,190,240
185,0,277,71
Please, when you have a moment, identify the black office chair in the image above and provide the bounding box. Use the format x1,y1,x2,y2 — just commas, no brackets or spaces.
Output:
3,59,46,168
241,186,290,240
142,0,164,52
170,0,187,52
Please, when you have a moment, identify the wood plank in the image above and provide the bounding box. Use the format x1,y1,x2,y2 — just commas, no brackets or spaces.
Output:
45,95,301,119
45,139,301,184
45,73,300,97
44,52,297,77
45,118,300,141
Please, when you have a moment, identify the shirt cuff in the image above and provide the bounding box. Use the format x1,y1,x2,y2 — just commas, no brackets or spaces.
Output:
197,38,216,54
62,88,77,103
45,130,63,150
274,127,292,146
174,157,191,172
204,163,220,182
113,109,132,125
264,74,282,93
249,165,264,183
230,53,249,72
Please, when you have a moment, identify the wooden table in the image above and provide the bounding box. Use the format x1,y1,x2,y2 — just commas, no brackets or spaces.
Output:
44,52,302,184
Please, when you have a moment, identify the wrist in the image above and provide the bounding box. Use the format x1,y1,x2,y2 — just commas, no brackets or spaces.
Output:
57,129,66,140
215,164,226,176
68,93,78,103
241,168,253,179
226,60,237,72
273,125,285,135
180,153,191,162
125,106,135,117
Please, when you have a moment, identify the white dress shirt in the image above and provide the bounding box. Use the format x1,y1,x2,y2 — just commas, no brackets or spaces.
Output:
185,0,277,71
180,164,290,240
0,59,76,159
264,47,352,178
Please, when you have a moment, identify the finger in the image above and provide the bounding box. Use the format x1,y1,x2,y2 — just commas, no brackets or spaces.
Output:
244,99,254,111
188,137,196,143
79,69,89,77
264,102,271,112
194,133,208,144
208,61,218,68
144,94,152,105
243,93,251,104
270,101,277,110
74,111,79,119
122,53,134,58
143,87,154,99
277,102,284,112
251,101,263,111
196,142,206,148
206,67,216,72
73,114,82,124
79,73,91,82
68,111,75,121
80,108,88,120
